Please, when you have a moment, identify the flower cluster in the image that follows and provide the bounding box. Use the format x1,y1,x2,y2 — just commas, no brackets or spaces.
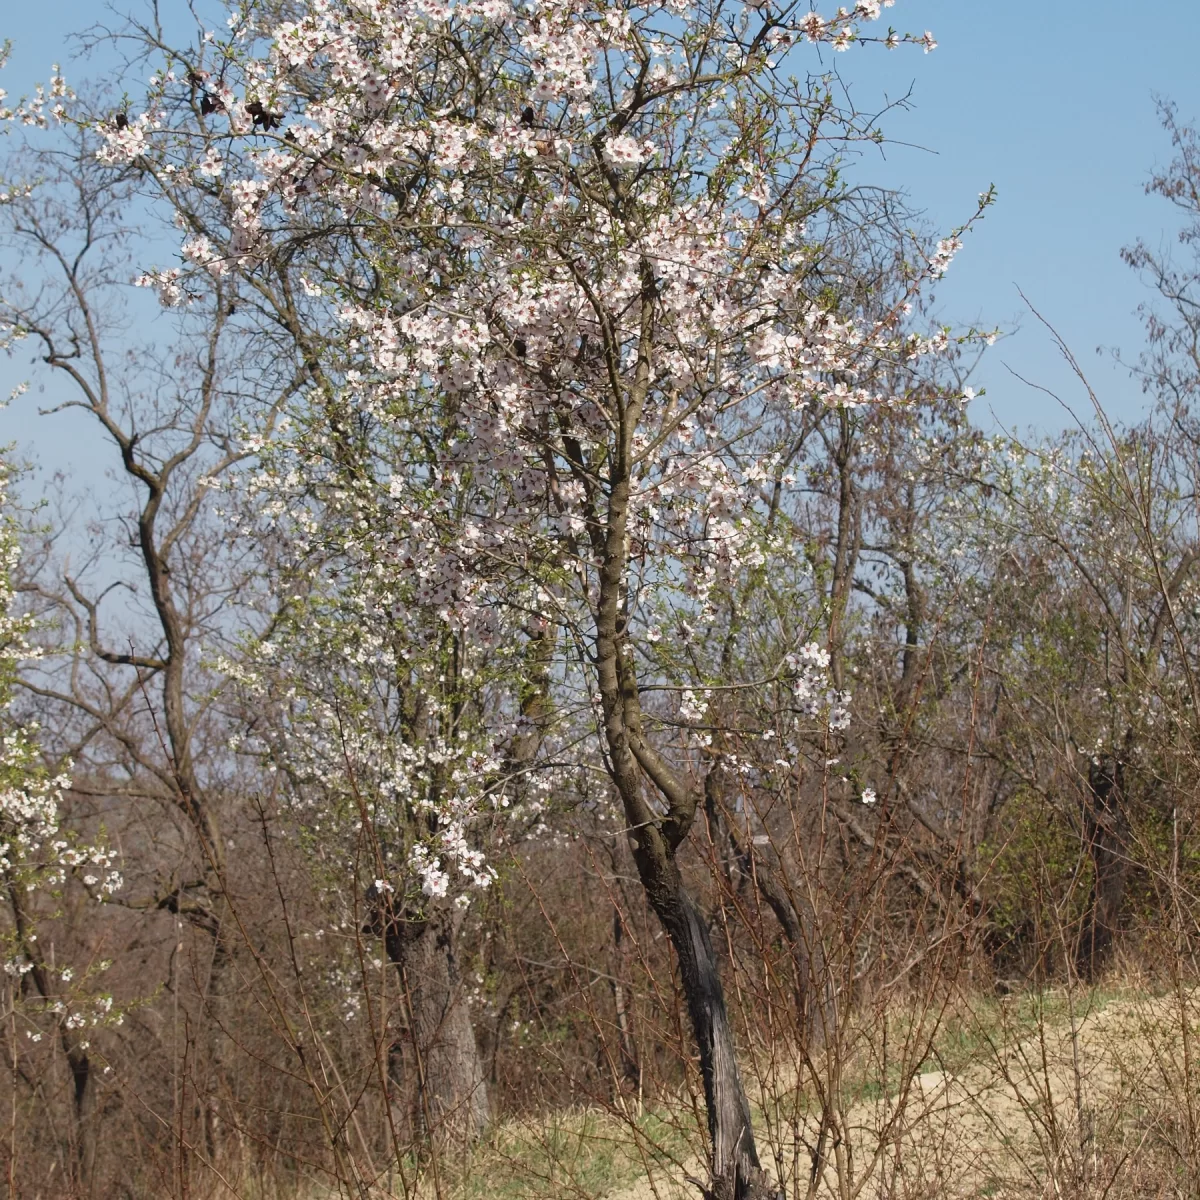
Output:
0,55,73,131
787,642,851,732
0,463,121,899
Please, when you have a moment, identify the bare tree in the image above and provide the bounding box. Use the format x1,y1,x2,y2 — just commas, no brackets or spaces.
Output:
0,123,298,1160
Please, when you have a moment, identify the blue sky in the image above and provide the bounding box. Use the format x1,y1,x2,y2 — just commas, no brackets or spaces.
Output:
2,0,1200,482
824,0,1200,434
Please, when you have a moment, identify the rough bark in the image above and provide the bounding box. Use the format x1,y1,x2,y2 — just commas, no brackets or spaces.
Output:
368,623,552,1151
385,904,490,1147
643,863,766,1200
1076,755,1129,981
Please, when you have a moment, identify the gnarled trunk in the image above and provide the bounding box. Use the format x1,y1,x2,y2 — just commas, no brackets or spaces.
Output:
642,864,765,1200
386,903,489,1147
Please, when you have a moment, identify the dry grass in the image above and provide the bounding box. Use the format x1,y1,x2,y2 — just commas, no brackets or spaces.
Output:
602,984,1200,1200
413,985,1190,1200
226,983,1200,1200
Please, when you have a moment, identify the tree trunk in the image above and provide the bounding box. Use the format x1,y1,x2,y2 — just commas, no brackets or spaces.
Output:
632,845,768,1200
1076,755,1129,981
590,274,770,1199
386,904,489,1147
706,772,834,1055
609,902,641,1096
827,409,862,691
741,850,834,1053
66,1036,96,1194
202,921,238,1163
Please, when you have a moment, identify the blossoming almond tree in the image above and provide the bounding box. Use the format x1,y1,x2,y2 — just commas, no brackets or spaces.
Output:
82,0,984,1190
220,541,551,1144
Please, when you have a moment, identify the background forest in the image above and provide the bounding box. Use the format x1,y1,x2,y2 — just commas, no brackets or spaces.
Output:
1,3,1199,1198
